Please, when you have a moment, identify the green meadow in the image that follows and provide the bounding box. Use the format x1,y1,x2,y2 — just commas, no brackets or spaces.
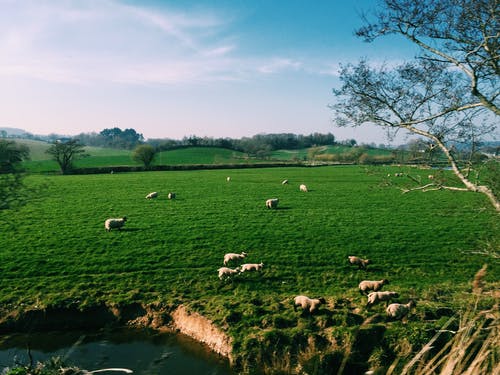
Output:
1,165,498,370
19,142,277,173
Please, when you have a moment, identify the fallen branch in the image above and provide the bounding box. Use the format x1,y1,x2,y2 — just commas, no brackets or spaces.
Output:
401,184,470,194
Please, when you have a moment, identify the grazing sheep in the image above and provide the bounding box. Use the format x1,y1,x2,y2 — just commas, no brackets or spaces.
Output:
395,172,404,177
167,192,176,199
240,263,264,273
145,192,158,199
294,295,326,314
266,198,279,209
366,291,399,307
348,256,371,270
223,252,248,266
386,300,416,320
282,179,289,185
226,176,231,182
105,217,127,232
428,174,435,180
217,267,240,280
299,184,308,192
359,279,389,295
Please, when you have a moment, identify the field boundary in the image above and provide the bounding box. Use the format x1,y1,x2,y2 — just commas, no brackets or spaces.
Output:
70,162,308,174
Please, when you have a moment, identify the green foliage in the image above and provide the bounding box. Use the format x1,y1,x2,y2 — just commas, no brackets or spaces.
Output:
0,140,30,209
131,144,157,169
4,356,82,375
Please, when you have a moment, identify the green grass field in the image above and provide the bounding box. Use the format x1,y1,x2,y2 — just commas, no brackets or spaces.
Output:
1,165,498,370
16,138,396,173
19,143,270,172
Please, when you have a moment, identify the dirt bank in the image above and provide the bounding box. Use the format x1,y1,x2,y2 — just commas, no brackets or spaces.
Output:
0,303,232,360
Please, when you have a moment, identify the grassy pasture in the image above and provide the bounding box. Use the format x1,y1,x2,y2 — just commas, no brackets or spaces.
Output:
155,147,254,165
20,145,262,172
0,165,498,367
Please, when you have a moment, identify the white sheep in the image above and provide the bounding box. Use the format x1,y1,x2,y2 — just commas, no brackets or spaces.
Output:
226,176,231,182
348,256,371,270
240,263,264,273
366,291,399,307
294,295,326,314
266,198,279,209
104,217,127,232
145,192,158,199
428,174,435,180
299,184,308,192
167,192,176,199
282,179,289,185
359,279,389,295
223,252,248,266
217,267,240,280
386,300,416,320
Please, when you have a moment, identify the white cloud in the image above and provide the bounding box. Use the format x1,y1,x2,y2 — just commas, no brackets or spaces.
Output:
257,58,303,74
0,1,329,86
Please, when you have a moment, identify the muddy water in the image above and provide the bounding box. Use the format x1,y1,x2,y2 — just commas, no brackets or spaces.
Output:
0,328,234,374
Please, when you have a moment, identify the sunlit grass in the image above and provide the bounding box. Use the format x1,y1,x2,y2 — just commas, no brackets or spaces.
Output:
0,165,497,371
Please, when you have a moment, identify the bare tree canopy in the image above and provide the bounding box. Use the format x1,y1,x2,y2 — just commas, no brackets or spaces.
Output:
46,139,88,174
357,0,499,114
331,0,499,211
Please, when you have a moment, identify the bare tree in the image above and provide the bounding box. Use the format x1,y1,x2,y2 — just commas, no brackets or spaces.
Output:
331,0,499,211
46,139,88,174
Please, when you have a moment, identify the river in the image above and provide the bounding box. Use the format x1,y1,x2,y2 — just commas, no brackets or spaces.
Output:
0,328,234,374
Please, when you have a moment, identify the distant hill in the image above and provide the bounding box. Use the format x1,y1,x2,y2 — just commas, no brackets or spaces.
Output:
0,127,27,136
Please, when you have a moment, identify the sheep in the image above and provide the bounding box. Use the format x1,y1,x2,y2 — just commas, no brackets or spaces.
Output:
240,263,264,273
217,267,240,280
226,176,231,182
145,192,158,199
358,279,389,295
428,174,435,180
266,198,279,209
366,291,399,307
282,179,289,185
294,295,326,314
394,172,404,177
348,256,371,270
105,217,127,232
167,192,176,199
223,252,248,266
386,300,416,320
299,184,308,192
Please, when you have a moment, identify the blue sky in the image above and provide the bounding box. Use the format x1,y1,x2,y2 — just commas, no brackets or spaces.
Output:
0,0,417,144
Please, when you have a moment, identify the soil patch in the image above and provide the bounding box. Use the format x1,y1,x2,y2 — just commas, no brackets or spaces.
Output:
0,303,232,360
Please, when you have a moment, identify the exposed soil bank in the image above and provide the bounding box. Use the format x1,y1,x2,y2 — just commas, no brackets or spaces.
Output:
0,303,232,361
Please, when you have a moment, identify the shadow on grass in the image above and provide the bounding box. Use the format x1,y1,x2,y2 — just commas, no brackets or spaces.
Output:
115,227,142,232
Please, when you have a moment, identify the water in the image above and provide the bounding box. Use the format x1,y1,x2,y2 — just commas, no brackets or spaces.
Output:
0,328,234,374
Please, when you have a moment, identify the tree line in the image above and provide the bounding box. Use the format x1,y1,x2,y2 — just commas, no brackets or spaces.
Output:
76,130,339,156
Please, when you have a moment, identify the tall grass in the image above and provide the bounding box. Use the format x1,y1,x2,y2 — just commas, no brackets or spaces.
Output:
385,265,499,375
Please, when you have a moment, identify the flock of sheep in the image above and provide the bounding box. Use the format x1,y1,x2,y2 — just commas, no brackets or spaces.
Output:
350,256,416,320
218,251,265,280
103,176,415,324
217,250,415,321
289,256,416,321
225,179,415,322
